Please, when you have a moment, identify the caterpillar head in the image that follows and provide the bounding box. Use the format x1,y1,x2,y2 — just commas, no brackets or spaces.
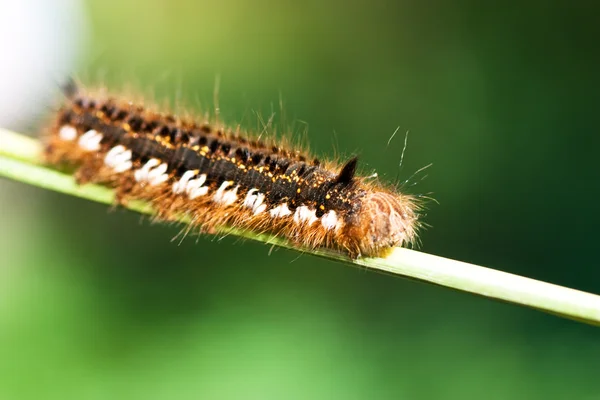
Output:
342,191,418,258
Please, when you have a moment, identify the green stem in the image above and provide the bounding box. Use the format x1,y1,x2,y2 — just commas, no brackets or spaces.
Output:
1,127,599,326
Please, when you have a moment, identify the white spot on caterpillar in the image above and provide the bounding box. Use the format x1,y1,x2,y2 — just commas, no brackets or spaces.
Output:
147,162,169,186
221,185,239,206
244,189,267,215
270,203,292,218
213,181,238,206
134,159,160,182
213,181,231,202
243,189,259,208
58,125,77,141
104,145,132,173
113,159,133,173
293,206,318,225
321,210,339,231
105,145,126,164
78,129,102,151
187,174,209,199
254,203,267,215
189,186,209,199
173,170,197,194
134,159,169,186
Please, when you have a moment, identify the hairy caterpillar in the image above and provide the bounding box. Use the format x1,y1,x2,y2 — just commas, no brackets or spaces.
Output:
43,82,420,258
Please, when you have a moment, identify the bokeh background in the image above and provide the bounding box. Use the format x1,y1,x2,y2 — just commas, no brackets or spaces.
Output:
1,0,599,399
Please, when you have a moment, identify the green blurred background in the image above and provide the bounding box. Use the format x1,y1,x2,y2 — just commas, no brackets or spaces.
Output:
1,0,599,398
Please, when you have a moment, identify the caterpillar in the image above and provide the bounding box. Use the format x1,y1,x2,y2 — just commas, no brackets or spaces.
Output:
43,82,420,258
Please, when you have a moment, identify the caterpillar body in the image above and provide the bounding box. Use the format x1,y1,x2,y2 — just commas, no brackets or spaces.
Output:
44,83,420,258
